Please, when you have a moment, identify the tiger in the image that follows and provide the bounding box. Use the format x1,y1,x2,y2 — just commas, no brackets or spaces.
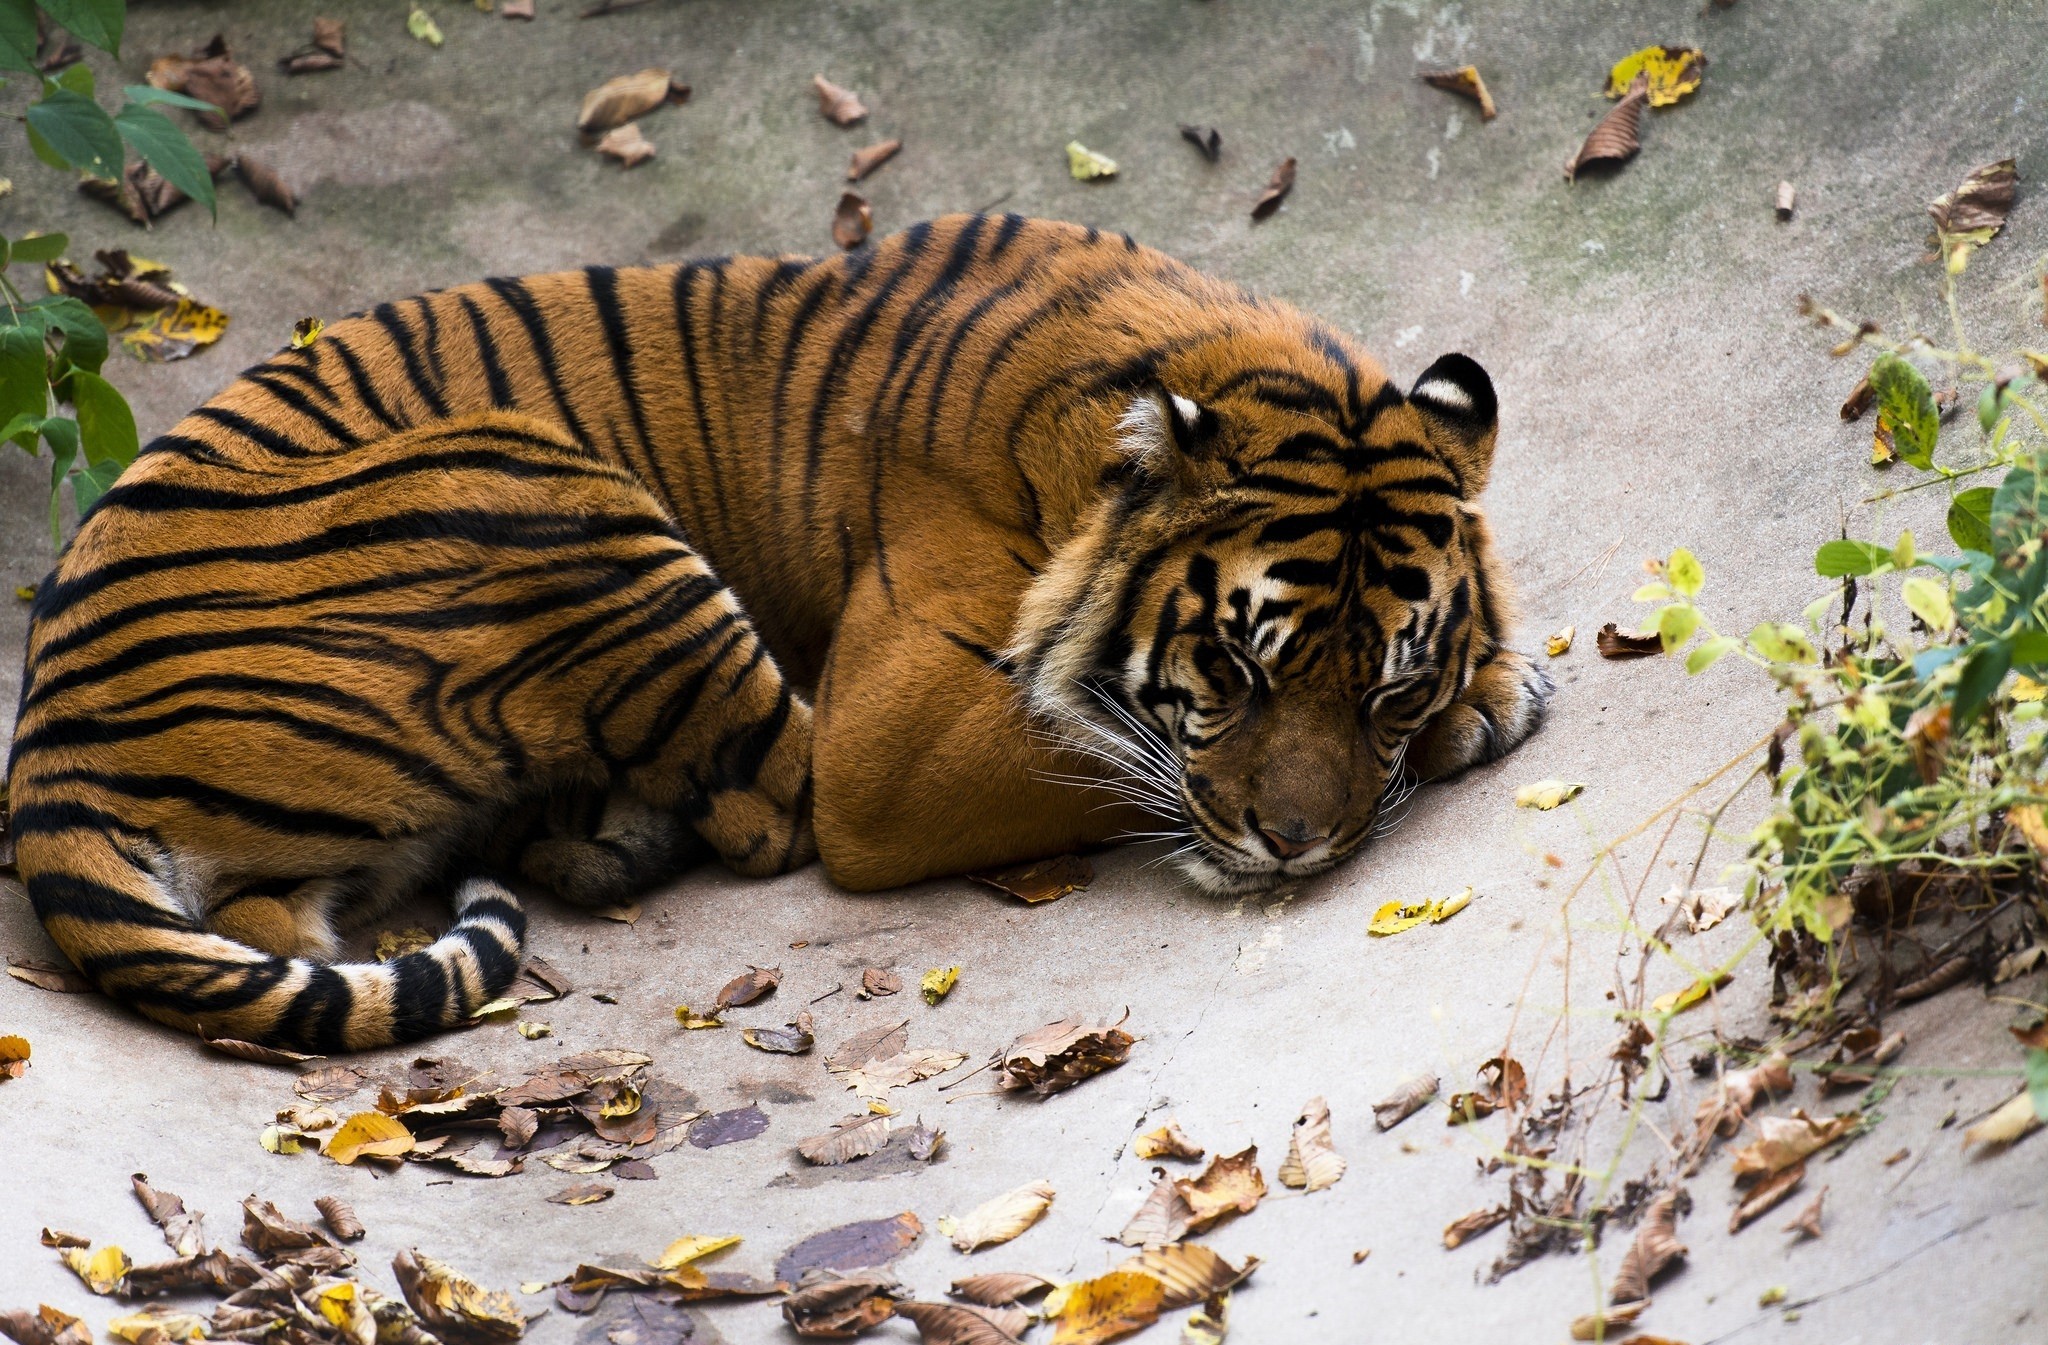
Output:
7,214,1549,1052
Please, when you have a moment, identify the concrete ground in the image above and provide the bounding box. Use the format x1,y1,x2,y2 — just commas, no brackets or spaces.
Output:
3,0,2046,1340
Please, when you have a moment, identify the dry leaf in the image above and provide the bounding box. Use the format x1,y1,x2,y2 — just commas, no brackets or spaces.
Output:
1183,1293,1229,1345
1691,1052,1793,1152
1175,1147,1264,1233
63,1244,131,1294
1368,886,1472,935
597,123,656,169
1447,1056,1528,1124
1514,781,1584,811
1066,142,1118,180
1660,884,1740,934
503,0,534,17
234,155,297,215
713,965,781,1012
895,1302,1028,1345
1776,180,1796,220
548,1181,614,1206
578,68,687,134
392,1250,524,1345
515,1020,551,1039
1419,65,1497,119
950,1273,1057,1307
1250,157,1296,221
41,1229,90,1248
1178,124,1221,163
1609,1189,1687,1303
0,1307,90,1345
862,968,903,997
1570,1302,1647,1341
1962,1090,2042,1150
775,1211,924,1285
798,1112,895,1165
325,1111,414,1165
674,1004,722,1029
407,9,443,47
813,75,867,125
295,1065,367,1103
655,1234,742,1269
743,1019,815,1054
1134,1118,1204,1162
844,1048,967,1101
828,1020,910,1074
1442,1205,1508,1249
833,191,873,249
595,903,642,924
1929,159,2018,272
1651,970,1731,1015
1729,1159,1805,1233
7,956,90,992
848,139,903,181
1118,1168,1194,1248
1115,1244,1258,1310
783,1268,902,1338
969,854,1092,904
1597,619,1665,658
921,967,960,1004
1567,74,1648,181
200,1029,319,1065
131,1174,205,1257
947,1180,1055,1251
995,1014,1135,1094
315,1195,364,1242
1277,1096,1345,1192
240,1196,328,1254
1047,1271,1163,1345
106,1308,210,1345
0,1033,28,1080
154,37,260,130
1604,45,1705,107
1545,626,1575,657
375,927,435,961
1840,373,1876,422
1730,1109,1858,1180
1782,1187,1826,1239
122,298,230,364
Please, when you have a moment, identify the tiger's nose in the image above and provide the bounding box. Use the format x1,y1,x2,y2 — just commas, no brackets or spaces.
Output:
1255,820,1328,860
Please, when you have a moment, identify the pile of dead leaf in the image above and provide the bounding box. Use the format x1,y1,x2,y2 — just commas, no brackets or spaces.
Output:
41,251,228,363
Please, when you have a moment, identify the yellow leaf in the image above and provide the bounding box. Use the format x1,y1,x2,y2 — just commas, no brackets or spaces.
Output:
1066,141,1118,180
948,1179,1056,1251
653,1234,741,1269
921,966,960,1004
63,1244,131,1294
109,1310,208,1344
1515,780,1585,810
600,1083,642,1119
1603,45,1706,107
1651,971,1730,1015
2013,675,2047,702
121,298,230,364
2011,804,2048,853
1175,1146,1266,1232
1962,1090,2041,1150
1367,887,1472,937
260,1124,316,1154
471,997,521,1021
1049,1269,1164,1345
407,7,444,46
1545,625,1575,657
292,316,324,348
673,1005,722,1029
325,1110,415,1165
515,1020,552,1039
0,1033,29,1062
14,585,33,601
315,1282,377,1345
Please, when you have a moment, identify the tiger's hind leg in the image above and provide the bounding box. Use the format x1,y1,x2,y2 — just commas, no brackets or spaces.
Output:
519,790,710,908
1407,648,1553,781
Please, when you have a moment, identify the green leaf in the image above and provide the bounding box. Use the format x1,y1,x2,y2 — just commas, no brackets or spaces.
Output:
0,0,36,73
24,118,73,172
2027,1049,2048,1122
1685,635,1740,675
2011,629,2048,670
1901,576,1955,633
1749,622,1819,665
68,370,137,468
31,296,107,375
70,455,123,517
25,86,123,181
115,103,216,218
37,0,124,54
6,231,68,263
1814,539,1889,578
1869,352,1939,470
1992,456,2046,552
1954,639,2012,725
1665,547,1704,598
1656,603,1699,651
0,325,46,437
1979,383,2006,434
1948,486,1996,553
0,411,45,450
121,83,223,113
41,416,78,543
50,61,93,97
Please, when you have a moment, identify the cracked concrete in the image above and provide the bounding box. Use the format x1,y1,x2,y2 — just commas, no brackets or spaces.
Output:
2,0,2046,1341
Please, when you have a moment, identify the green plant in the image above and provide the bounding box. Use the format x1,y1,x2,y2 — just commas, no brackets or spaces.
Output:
2,0,216,539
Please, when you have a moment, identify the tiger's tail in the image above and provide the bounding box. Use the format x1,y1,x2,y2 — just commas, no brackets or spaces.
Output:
21,826,526,1053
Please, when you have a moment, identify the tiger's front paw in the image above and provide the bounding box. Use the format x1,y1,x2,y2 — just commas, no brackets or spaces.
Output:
1407,649,1553,781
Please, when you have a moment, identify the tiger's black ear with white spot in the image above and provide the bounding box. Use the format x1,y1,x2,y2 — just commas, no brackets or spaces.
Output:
1118,385,1222,477
1409,353,1498,497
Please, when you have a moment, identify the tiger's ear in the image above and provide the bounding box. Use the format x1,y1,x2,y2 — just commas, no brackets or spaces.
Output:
1118,385,1222,478
1409,353,1498,497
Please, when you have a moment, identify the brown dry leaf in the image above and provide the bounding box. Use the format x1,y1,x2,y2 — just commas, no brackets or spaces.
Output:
62,1245,131,1294
848,139,903,181
862,968,903,997
1566,73,1648,182
1782,1186,1826,1239
946,1180,1055,1252
325,1111,415,1165
311,17,345,55
240,1196,328,1255
1178,124,1221,163
1570,1302,1648,1341
41,1229,90,1248
315,1195,365,1242
994,1014,1135,1095
1961,1090,2042,1150
131,1174,205,1257
295,1065,367,1102
1596,621,1663,658
950,1273,1057,1307
1730,1109,1859,1180
7,957,90,993
1609,1189,1687,1304
280,45,342,74
1928,158,2018,271
1661,884,1741,934
234,155,297,215
1776,180,1797,220
742,1019,815,1054
844,1048,967,1101
1840,373,1876,422
0,1034,28,1080
1134,1118,1204,1162
1047,1271,1164,1345
375,926,435,961
105,1308,212,1345
783,1268,903,1338
597,123,656,169
797,1112,895,1166
393,1249,525,1345
0,1306,91,1345
503,0,534,17
151,37,259,130
714,965,781,1012
1115,1244,1257,1310
1729,1159,1805,1233
1447,1056,1528,1124
896,1302,1028,1345
548,1181,614,1206
1117,1168,1194,1248
1250,157,1296,222
1175,1147,1264,1233
834,192,873,250
774,1211,925,1285
813,75,868,126
827,1019,910,1074
1373,1074,1439,1130
1418,66,1497,119
199,1028,321,1064
1904,703,1951,784
1443,1205,1509,1249
689,1104,771,1149
969,854,1092,904
578,68,688,134
1277,1096,1345,1192
1691,1052,1793,1154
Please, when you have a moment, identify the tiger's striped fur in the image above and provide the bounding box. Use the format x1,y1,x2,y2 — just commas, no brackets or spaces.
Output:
8,214,1547,1051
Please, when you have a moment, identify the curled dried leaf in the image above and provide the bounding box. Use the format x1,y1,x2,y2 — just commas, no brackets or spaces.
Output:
813,75,867,126
949,1273,1057,1307
1065,142,1117,181
862,968,902,997
1730,1109,1858,1180
783,1268,902,1338
1782,1186,1826,1239
131,1174,205,1257
1133,1118,1203,1162
1373,1073,1439,1130
1175,1147,1264,1233
1728,1159,1804,1233
969,854,1092,904
578,68,688,134
1178,124,1221,163
895,1301,1028,1345
798,1112,895,1166
833,191,873,250
1114,1243,1257,1310
1608,1189,1687,1304
848,139,903,181
1046,1271,1163,1345
994,1014,1134,1095
315,1195,365,1242
1961,1090,2041,1150
1117,1168,1193,1248
596,123,656,169
0,1306,91,1345
1603,45,1705,107
392,1249,525,1345
1596,621,1662,658
946,1180,1055,1252
1419,65,1496,119
1570,1301,1647,1341
1442,1205,1508,1249
547,1181,614,1205
714,965,781,1012
8,957,91,993
1566,74,1648,182
1250,157,1296,221
742,1020,815,1054
921,966,960,1004
234,155,298,216
1545,625,1575,657
1276,1096,1345,1192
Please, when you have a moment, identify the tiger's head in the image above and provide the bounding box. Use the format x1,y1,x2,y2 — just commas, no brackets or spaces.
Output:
1008,340,1514,895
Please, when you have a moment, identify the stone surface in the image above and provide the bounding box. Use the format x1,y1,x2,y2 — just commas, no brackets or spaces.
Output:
1,1,2044,1340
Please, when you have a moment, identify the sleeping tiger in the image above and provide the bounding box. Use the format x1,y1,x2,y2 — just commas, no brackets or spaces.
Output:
8,214,1548,1051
